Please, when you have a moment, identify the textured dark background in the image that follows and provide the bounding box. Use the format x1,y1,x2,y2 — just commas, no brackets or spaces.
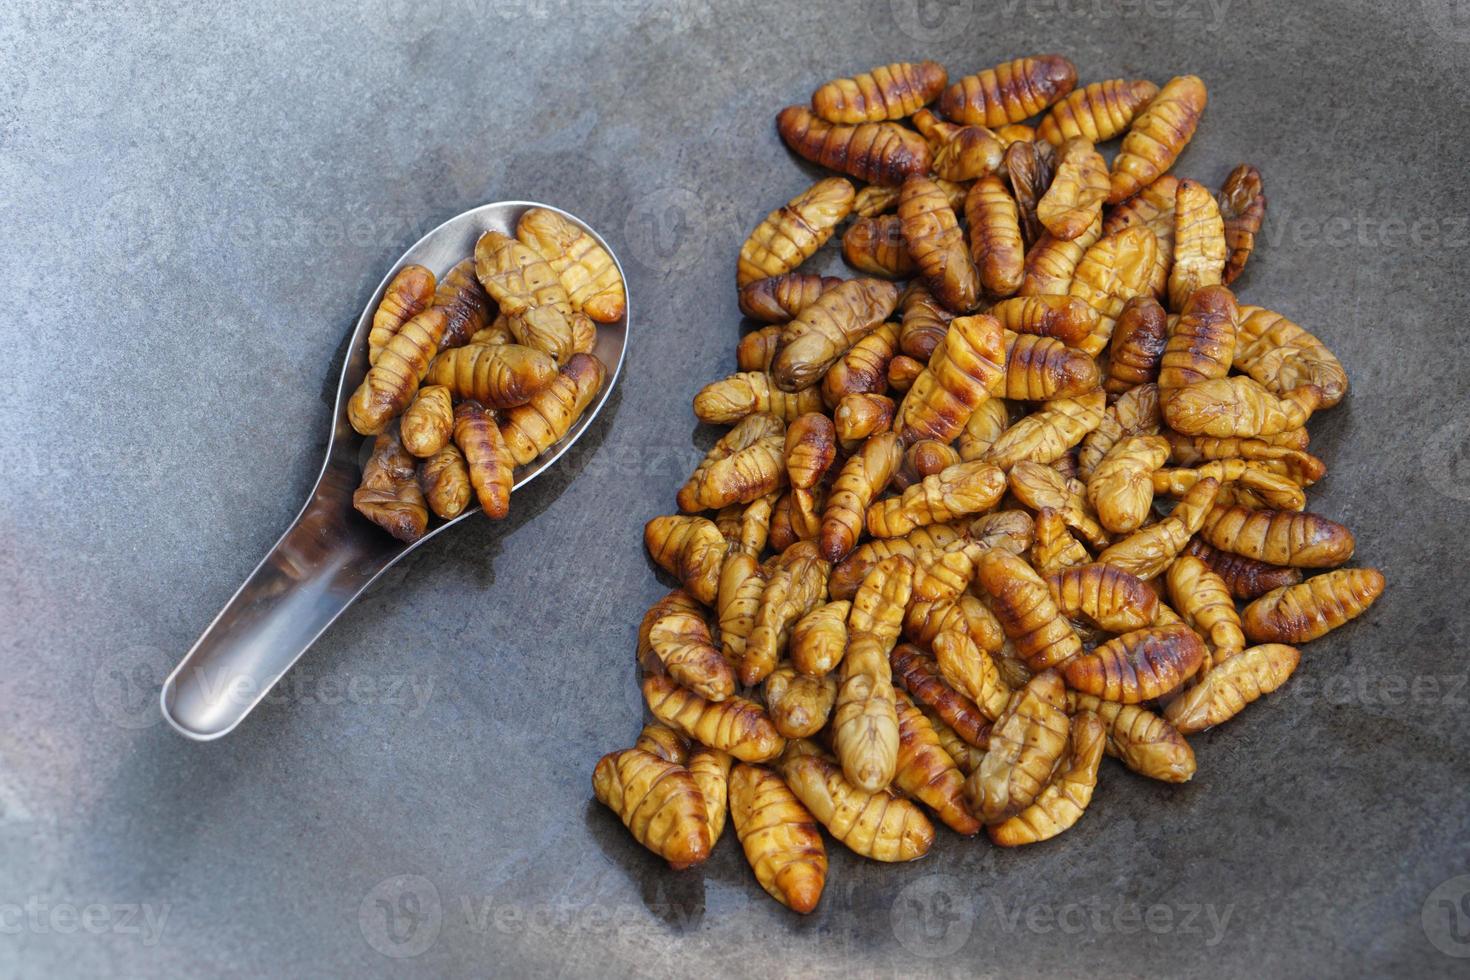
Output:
3,0,1470,975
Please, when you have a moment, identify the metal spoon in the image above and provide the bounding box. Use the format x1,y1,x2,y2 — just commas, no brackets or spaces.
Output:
159,201,628,740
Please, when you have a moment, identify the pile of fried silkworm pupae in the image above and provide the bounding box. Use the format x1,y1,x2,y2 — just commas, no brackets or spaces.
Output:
348,209,624,542
593,55,1385,914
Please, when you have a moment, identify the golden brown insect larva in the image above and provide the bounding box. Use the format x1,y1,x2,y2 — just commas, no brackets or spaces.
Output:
1105,296,1169,393
738,272,842,324
1019,214,1102,296
348,307,451,435
452,400,513,520
822,321,898,407
1242,568,1385,644
833,631,901,791
418,444,471,520
369,264,436,365
910,107,963,150
965,175,1026,298
473,230,570,317
866,460,1006,538
913,695,987,774
899,176,980,313
354,426,429,542
643,673,785,763
425,342,558,409
970,508,1035,555
737,178,856,288
1163,377,1322,439
644,514,726,605
895,314,1006,444
717,492,780,557
1087,434,1170,534
1046,563,1158,633
1079,383,1161,480
940,54,1078,127
989,295,1096,348
1103,174,1178,297
983,390,1107,471
1155,459,1307,513
729,763,827,914
1038,138,1110,242
688,747,733,845
1157,284,1237,391
932,126,1005,182
504,306,581,364
592,748,711,870
1038,78,1160,146
400,384,455,458
1167,178,1227,311
1183,539,1302,601
1001,330,1101,400
791,599,851,676
776,105,932,186
988,711,1106,846
933,629,1011,720
853,183,902,218
833,393,896,452
895,438,963,490
887,354,923,393
1164,643,1301,734
905,560,1006,656
812,60,948,123
1109,75,1208,204
819,432,903,562
1029,508,1091,576
893,690,981,835
1067,692,1195,782
1234,305,1348,408
469,315,514,348
737,325,784,372
1167,554,1246,661
745,552,830,686
644,593,737,701
777,746,934,862
1096,476,1219,580
898,283,954,361
967,670,1070,822
499,351,606,466
1068,226,1159,355
891,644,992,748
694,371,825,425
634,722,691,765
994,123,1036,145
974,548,1082,673
434,259,495,352
678,412,788,512
720,552,769,664
841,215,914,278
569,312,597,356
845,554,916,649
1062,624,1206,703
765,665,839,739
516,207,626,323
827,522,965,600
1218,164,1266,285
784,412,838,491
773,278,900,393
1003,139,1058,246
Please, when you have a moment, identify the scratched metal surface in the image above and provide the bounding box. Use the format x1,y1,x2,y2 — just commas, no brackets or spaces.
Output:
2,0,1469,975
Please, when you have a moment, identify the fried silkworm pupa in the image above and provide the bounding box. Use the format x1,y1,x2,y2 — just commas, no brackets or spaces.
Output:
1063,624,1206,703
453,400,513,520
853,183,901,217
1029,508,1091,576
966,175,1025,298
504,305,581,365
766,665,838,739
1109,74,1208,204
898,282,953,361
1241,568,1385,644
894,438,962,491
915,697,987,774
499,351,606,465
745,552,830,686
348,307,450,435
719,552,769,664
778,743,935,862
643,591,737,701
1218,164,1266,285
1096,476,1219,580
911,106,963,151
773,278,900,393
823,322,900,407
1037,137,1109,242
1163,377,1322,439
967,670,1070,822
716,492,779,557
887,354,923,393
988,711,1106,846
990,295,1096,348
1167,554,1246,663
813,61,948,123
1168,177,1227,312
738,272,843,324
643,673,785,763
899,176,980,313
820,431,903,562
1234,305,1349,408
893,690,981,835
515,207,625,323
932,126,1005,182
1046,563,1158,633
1004,138,1058,246
1183,538,1302,600
975,548,1084,672
827,522,965,600
776,105,932,186
432,258,494,352
738,178,856,287
634,722,691,765
737,325,783,372
833,631,902,792
400,384,455,458
353,425,429,542
866,460,1007,538
1001,330,1101,400
418,444,471,520
940,54,1077,127
971,508,1035,555
473,230,570,317
469,315,514,348
1164,643,1300,734
1018,214,1102,296
784,412,837,491
1067,692,1196,782
689,747,732,846
1037,78,1160,146
983,390,1107,472
834,393,896,450
1068,225,1159,355
845,554,916,649
891,644,992,747
1079,383,1161,480
895,314,1006,444
790,598,851,677
678,412,788,512
842,215,914,278
1158,284,1238,391
933,629,1010,720
369,264,436,365
592,748,711,870
425,342,558,409
1105,296,1169,393
729,764,827,913
694,372,824,425
1087,434,1171,534
644,515,726,605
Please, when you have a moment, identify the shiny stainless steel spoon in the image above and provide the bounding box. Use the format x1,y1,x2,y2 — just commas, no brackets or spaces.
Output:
160,201,628,740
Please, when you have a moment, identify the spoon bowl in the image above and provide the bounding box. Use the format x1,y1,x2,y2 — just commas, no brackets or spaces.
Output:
160,201,628,740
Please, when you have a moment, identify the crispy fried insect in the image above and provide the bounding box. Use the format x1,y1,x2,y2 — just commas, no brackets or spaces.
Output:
469,315,514,348
971,508,1035,555
765,665,838,739
1164,377,1322,439
1109,75,1207,204
1063,624,1206,702
773,278,900,392
569,311,597,355
1067,692,1195,782
1068,226,1158,355
964,176,1025,297
1087,434,1170,533
354,426,429,542
369,264,436,365
418,444,471,520
425,342,558,409
833,631,901,791
1218,164,1266,285
778,746,934,862
967,670,1070,821
1105,296,1168,393
634,722,691,765
1157,284,1237,392
1154,459,1307,513
645,515,725,605
913,695,987,774
911,107,963,150
1038,138,1109,241
400,384,454,458
1234,305,1348,408
678,412,788,512
887,355,923,393
694,372,824,425
1241,568,1384,643
932,126,1005,182
473,230,570,317
984,390,1107,471
1001,331,1101,400
1080,384,1161,480
1038,78,1160,146
720,552,769,663
1097,476,1219,579
1167,178,1227,311
781,413,835,491
893,690,981,835
867,461,1007,538
899,176,980,313
905,561,1006,656
821,322,898,407
716,492,779,556
776,106,932,186
1167,555,1246,662
1005,462,1106,550
1003,139,1058,245
896,439,962,490
1183,538,1302,600
790,599,851,677
933,629,1010,720
505,305,583,364
1164,643,1300,734
451,400,513,519
497,351,604,465
896,314,1006,444
957,397,1012,462
1046,563,1158,633
827,522,965,600
995,123,1036,145
738,272,842,324
988,711,1106,846
745,553,830,686
846,554,916,648
643,673,785,763
834,393,896,450
891,644,992,747
1019,214,1102,295
592,748,711,869
1030,508,1092,575
892,285,945,362
434,259,495,351
738,178,855,288
990,295,1095,347
853,184,901,217
688,746,732,845
975,549,1084,671
940,54,1078,127
516,207,625,323
348,307,451,435
813,60,948,123
729,763,827,913
820,432,903,561
737,325,784,372
644,592,737,701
